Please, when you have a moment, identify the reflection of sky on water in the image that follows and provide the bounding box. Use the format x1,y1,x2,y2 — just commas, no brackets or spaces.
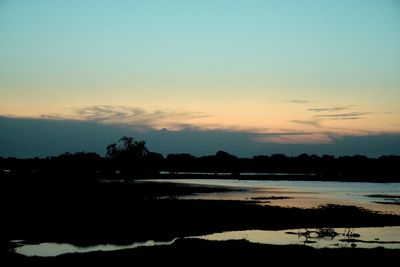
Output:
197,226,400,249
144,179,400,214
14,226,400,257
14,239,177,257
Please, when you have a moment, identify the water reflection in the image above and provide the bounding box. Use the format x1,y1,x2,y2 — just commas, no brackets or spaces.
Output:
14,227,400,257
14,239,176,257
144,179,400,214
197,226,400,249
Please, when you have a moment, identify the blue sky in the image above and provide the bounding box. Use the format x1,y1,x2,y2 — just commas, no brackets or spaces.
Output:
0,0,399,157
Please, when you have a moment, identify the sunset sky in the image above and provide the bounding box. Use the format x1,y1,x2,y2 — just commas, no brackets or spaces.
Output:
1,0,399,157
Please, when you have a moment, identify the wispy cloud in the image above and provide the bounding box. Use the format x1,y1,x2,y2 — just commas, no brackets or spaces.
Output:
254,131,332,144
70,106,339,144
71,105,209,130
288,99,310,104
308,106,351,113
2,103,385,147
306,105,370,120
314,112,369,120
291,119,321,127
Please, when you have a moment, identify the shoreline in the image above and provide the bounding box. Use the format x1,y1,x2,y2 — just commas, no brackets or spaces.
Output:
3,198,400,245
2,180,400,264
154,173,400,183
5,238,400,265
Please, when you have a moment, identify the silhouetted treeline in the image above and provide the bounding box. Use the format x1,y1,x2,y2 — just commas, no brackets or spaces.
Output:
1,152,400,182
0,135,399,182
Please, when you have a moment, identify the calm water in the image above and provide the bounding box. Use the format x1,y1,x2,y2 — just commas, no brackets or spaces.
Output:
13,239,176,257
145,179,400,214
198,226,400,249
14,226,400,257
13,179,400,257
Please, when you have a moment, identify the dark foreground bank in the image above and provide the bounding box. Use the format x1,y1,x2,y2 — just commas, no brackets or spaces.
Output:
2,180,400,265
2,181,400,245
4,238,400,266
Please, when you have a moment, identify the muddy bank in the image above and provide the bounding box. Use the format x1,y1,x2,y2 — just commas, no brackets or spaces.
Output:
2,180,400,265
5,238,400,266
2,181,400,245
3,199,400,246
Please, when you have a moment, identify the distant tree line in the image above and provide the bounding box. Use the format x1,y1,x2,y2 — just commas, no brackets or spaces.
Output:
0,136,399,182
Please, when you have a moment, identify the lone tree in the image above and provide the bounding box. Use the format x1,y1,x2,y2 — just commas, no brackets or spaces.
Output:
106,136,149,161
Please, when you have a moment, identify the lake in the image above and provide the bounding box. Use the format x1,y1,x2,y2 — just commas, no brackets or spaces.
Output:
144,179,400,214
12,178,400,257
14,226,400,257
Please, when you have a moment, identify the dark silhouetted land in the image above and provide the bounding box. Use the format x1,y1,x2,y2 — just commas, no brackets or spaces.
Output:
1,152,400,183
2,137,400,264
6,238,400,266
2,180,400,264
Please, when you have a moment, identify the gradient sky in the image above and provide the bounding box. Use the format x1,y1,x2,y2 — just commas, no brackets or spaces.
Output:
0,0,399,156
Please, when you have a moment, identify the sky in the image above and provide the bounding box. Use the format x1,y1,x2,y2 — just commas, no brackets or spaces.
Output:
0,0,399,157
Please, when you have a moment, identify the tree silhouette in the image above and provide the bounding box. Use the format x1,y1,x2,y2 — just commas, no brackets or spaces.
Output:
106,136,149,161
